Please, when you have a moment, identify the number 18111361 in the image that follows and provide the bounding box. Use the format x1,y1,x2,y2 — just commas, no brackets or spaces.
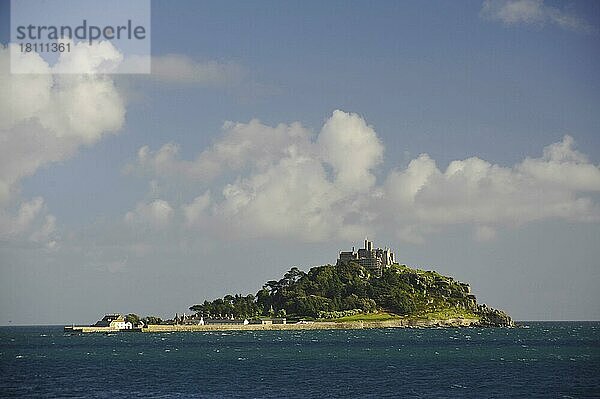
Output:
19,42,71,53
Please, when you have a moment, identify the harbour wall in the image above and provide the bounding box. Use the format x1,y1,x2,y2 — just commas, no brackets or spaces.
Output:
65,317,481,333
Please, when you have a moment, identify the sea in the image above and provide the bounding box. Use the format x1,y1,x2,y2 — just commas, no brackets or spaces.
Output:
1,322,599,398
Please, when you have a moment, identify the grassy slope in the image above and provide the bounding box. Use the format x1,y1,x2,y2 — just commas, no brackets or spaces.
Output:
323,309,480,323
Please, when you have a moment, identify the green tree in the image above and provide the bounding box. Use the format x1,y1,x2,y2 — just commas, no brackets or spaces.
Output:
125,313,140,326
186,261,480,320
144,315,162,325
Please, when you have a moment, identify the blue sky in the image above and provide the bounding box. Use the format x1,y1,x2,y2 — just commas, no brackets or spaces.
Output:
1,0,599,324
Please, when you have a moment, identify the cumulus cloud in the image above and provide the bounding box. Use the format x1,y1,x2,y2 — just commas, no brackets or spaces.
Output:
381,135,600,241
125,199,174,228
182,191,211,227
517,135,600,191
133,112,600,243
0,43,125,246
215,152,345,240
50,41,125,74
317,110,383,192
0,197,57,248
481,0,595,33
131,110,383,240
129,118,313,182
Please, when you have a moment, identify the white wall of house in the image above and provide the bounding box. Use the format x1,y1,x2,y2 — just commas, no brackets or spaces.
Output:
111,321,132,329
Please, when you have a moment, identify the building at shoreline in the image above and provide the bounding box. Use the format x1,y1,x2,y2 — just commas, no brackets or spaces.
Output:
92,314,133,330
177,313,286,326
337,239,396,276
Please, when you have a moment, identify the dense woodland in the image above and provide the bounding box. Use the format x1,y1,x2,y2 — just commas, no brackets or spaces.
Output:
188,262,478,320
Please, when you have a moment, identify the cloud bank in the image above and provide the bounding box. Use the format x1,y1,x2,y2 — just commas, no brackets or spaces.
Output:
129,111,600,243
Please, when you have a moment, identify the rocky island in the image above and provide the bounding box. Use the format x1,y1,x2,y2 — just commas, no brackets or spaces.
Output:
183,239,512,330
66,239,512,333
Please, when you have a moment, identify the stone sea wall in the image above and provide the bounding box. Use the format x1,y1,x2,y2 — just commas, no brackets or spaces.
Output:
140,318,483,333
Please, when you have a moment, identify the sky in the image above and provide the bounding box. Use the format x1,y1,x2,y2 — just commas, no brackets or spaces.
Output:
1,0,599,324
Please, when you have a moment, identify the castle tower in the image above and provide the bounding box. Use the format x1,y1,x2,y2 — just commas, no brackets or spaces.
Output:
338,238,397,277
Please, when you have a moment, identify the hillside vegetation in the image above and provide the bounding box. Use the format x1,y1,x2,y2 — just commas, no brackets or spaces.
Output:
189,262,512,327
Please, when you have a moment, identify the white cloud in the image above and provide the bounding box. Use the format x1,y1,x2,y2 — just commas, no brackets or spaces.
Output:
50,41,124,74
518,135,600,191
182,191,211,226
125,199,174,228
2,197,45,237
132,112,600,243
0,197,57,248
131,110,382,191
129,118,314,182
132,110,383,241
317,110,383,192
481,0,595,33
215,152,346,240
150,54,245,86
383,154,439,206
381,135,600,241
0,43,126,246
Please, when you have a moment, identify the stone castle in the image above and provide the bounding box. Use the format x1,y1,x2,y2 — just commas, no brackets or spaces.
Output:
337,239,396,276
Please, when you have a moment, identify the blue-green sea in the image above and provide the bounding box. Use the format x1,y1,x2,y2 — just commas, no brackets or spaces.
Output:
1,322,599,398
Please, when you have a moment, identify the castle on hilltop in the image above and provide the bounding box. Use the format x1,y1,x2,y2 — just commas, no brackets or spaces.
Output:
337,239,396,277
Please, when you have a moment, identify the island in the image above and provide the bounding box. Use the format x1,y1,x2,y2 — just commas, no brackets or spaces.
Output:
65,239,513,333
